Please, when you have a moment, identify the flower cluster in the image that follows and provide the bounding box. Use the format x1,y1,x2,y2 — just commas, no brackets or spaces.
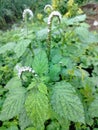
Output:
23,8,33,20
16,66,37,78
44,4,53,13
48,11,62,25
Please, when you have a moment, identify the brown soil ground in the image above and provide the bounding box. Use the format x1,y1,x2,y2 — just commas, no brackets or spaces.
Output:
81,3,98,31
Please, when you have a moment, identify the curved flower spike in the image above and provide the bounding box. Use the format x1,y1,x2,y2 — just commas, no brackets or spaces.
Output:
47,11,62,60
16,65,36,78
23,8,33,20
48,11,62,25
44,4,53,13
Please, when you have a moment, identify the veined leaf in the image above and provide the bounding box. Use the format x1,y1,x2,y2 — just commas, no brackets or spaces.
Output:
88,94,98,118
51,81,85,123
75,27,98,44
49,64,61,81
46,120,60,130
27,81,47,95
0,42,16,54
25,90,49,129
63,14,86,25
32,50,48,76
7,126,18,130
38,82,47,94
5,77,22,90
19,107,32,130
36,28,48,41
14,39,31,58
25,127,36,130
0,87,26,121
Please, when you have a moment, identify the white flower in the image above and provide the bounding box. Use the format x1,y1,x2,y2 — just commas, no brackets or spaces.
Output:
48,11,62,25
23,8,33,20
16,66,35,78
93,20,98,26
44,4,53,13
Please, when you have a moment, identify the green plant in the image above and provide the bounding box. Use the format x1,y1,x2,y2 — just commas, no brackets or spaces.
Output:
0,9,98,130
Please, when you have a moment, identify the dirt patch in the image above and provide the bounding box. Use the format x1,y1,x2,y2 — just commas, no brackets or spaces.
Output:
81,3,98,31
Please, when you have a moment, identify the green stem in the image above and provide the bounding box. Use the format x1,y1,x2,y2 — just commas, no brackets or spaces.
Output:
47,23,51,60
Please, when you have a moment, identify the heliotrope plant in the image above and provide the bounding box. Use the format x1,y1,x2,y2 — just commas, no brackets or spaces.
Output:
0,5,98,130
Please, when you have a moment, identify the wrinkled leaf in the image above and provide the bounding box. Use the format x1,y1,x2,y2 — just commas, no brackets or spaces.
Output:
0,42,16,54
19,107,32,130
51,81,85,123
5,77,22,90
25,90,49,129
36,28,48,41
38,82,47,94
49,64,61,81
0,87,26,121
32,50,48,75
88,94,98,118
14,39,31,58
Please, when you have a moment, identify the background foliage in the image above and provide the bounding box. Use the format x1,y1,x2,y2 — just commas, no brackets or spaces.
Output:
0,0,50,29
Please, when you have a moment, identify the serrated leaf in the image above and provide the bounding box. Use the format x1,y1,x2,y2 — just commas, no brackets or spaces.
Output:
27,81,36,91
32,50,48,76
0,42,16,54
88,94,98,118
64,14,86,25
49,64,61,81
46,120,60,130
0,87,26,121
19,107,32,130
25,127,36,130
7,126,18,130
75,27,98,44
51,81,85,123
36,28,48,41
25,90,49,129
14,39,31,58
38,82,47,94
51,54,62,64
5,77,22,90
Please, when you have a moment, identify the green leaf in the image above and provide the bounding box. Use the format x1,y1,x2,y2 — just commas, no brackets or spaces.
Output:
25,127,36,130
19,107,32,130
94,128,98,130
0,87,26,121
32,50,48,76
27,81,36,91
0,42,16,54
46,120,60,130
0,127,6,130
51,54,62,64
88,94,98,118
5,77,22,90
51,81,85,123
64,14,86,25
75,27,98,44
25,90,49,129
49,64,61,81
36,28,48,41
7,126,18,130
38,82,47,94
14,39,31,58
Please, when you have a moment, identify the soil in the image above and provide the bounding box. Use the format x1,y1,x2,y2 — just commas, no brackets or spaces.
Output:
81,3,98,31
